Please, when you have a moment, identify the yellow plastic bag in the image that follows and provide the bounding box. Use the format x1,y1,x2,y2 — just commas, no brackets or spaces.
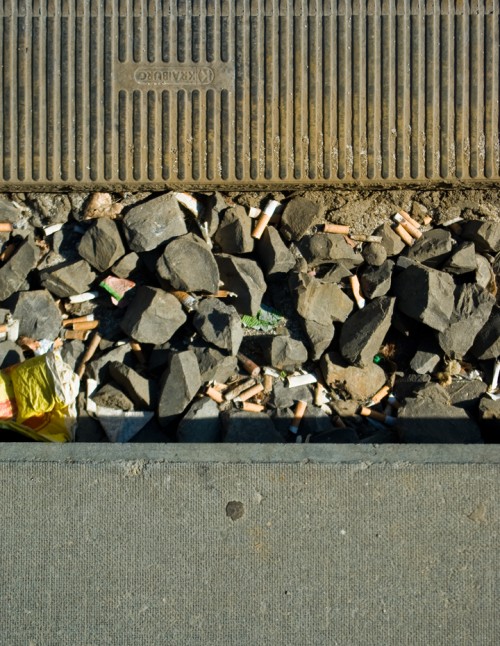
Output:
0,351,80,442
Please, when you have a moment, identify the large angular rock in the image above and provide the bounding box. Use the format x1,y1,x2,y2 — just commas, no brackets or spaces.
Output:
214,205,254,254
260,335,308,371
398,384,483,443
78,219,126,273
122,193,187,252
157,233,219,293
478,396,500,434
108,362,156,410
438,284,495,359
374,221,406,256
320,351,387,401
177,397,221,442
86,342,135,383
339,297,395,367
120,286,186,344
471,305,500,360
461,220,500,253
300,318,335,361
359,260,394,299
40,260,96,298
221,410,284,442
298,233,363,268
189,344,238,384
13,290,62,341
410,349,441,375
443,242,477,275
271,381,314,409
406,229,453,267
394,264,455,332
280,197,324,241
257,226,296,279
193,299,243,355
215,254,266,316
448,380,488,411
111,252,143,280
0,237,39,302
293,273,354,326
157,350,201,425
321,263,352,283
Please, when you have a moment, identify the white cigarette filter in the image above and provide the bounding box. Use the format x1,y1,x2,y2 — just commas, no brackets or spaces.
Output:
174,192,202,216
68,291,100,303
286,373,318,388
488,359,500,393
262,199,281,217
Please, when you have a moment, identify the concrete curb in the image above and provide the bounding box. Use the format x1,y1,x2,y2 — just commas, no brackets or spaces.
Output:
1,443,499,464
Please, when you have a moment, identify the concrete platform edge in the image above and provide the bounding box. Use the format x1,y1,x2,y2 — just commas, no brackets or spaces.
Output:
0,443,499,464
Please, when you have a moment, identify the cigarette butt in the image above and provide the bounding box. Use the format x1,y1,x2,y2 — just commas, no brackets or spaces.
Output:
0,222,14,232
213,290,237,298
393,214,422,239
174,192,202,216
170,290,198,312
68,291,100,304
369,384,391,406
360,406,397,426
314,382,328,407
422,215,433,226
324,223,350,235
289,400,308,433
0,243,17,263
393,223,414,246
72,320,99,331
263,374,273,393
0,324,7,334
252,211,272,239
77,332,102,378
224,378,256,401
130,341,146,365
262,199,281,221
206,386,224,404
349,234,383,243
62,315,95,327
237,352,261,378
350,275,366,309
343,235,358,248
286,373,317,388
43,222,64,236
241,401,265,413
397,210,421,230
237,383,265,402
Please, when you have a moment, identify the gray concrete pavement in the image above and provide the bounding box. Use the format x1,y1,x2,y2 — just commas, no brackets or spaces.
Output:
1,444,499,645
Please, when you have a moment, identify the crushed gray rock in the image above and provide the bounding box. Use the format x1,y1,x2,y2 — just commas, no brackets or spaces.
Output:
157,350,201,425
298,233,363,267
215,254,266,315
339,297,395,367
78,218,126,272
394,264,455,332
177,397,221,442
214,205,254,254
280,197,324,241
221,410,284,442
405,229,453,267
260,335,308,371
359,260,394,299
443,242,477,274
461,220,500,253
293,273,354,325
14,289,62,341
108,362,156,410
320,351,387,401
41,260,96,298
0,237,39,301
256,225,296,279
120,286,186,344
193,299,243,355
157,233,220,293
362,242,387,267
122,193,187,252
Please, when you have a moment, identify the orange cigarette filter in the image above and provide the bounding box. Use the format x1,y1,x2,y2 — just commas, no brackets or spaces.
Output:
206,386,224,404
0,222,14,232
238,383,264,402
62,315,94,327
370,384,391,405
0,243,17,263
360,406,386,423
393,223,414,246
422,215,433,226
263,374,274,393
349,275,365,307
237,352,261,377
0,324,8,334
130,341,146,364
399,219,422,240
324,223,350,235
72,320,99,331
290,400,308,431
252,212,272,239
241,402,265,413
398,210,421,230
81,332,102,364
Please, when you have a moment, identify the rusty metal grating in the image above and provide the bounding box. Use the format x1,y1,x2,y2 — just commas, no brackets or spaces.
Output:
1,0,499,190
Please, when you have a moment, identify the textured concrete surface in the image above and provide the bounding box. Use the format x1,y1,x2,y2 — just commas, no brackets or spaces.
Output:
0,444,499,646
